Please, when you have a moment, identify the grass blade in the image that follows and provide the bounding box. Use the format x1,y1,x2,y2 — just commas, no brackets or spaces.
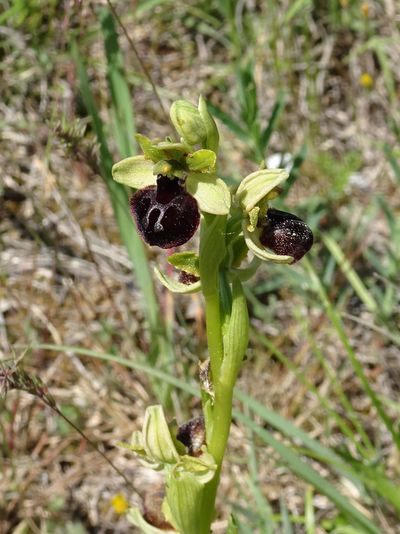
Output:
304,258,400,450
322,234,378,314
70,40,159,334
260,91,286,155
235,411,382,534
100,8,136,157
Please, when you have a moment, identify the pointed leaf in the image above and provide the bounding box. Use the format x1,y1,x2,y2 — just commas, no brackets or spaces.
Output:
164,471,207,534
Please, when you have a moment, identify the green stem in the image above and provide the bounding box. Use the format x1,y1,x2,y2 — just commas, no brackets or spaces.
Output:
201,290,236,532
204,292,224,383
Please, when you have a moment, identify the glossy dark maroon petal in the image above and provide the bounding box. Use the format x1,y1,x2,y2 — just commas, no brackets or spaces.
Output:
130,175,200,249
259,208,313,263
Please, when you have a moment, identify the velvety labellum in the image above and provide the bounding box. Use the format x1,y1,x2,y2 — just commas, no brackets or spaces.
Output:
260,208,313,263
130,175,200,249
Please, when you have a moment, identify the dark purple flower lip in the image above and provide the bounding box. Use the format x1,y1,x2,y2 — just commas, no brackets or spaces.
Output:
130,175,200,249
259,208,313,263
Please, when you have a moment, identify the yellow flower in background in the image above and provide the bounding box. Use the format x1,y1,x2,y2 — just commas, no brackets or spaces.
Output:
111,493,129,514
360,73,374,89
361,2,369,17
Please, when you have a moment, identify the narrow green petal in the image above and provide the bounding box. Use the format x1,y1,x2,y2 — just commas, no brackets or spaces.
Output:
154,267,201,294
167,252,200,277
236,169,289,212
186,173,231,215
243,223,293,264
112,156,155,189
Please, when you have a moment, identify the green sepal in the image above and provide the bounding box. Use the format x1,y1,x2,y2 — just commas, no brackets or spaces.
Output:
143,405,180,465
163,471,208,534
111,156,155,189
220,277,249,382
175,450,217,484
186,173,231,215
236,169,289,212
135,133,165,162
167,252,200,277
127,507,175,534
154,267,201,294
186,149,216,172
198,95,219,152
170,100,207,146
117,432,162,470
243,223,293,264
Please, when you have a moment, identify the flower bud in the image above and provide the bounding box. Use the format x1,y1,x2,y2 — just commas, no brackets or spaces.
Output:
170,100,207,146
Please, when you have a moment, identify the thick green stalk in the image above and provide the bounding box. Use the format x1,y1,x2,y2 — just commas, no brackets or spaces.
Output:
201,294,236,533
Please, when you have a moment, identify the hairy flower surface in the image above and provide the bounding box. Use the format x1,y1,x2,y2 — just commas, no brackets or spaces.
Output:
259,208,313,263
130,175,200,249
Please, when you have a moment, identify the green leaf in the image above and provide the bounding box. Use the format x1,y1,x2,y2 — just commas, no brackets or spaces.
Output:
112,156,155,189
186,149,217,172
164,471,208,534
186,173,231,215
221,277,249,381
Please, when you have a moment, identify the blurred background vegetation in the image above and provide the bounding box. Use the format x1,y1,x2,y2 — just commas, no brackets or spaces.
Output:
1,0,399,532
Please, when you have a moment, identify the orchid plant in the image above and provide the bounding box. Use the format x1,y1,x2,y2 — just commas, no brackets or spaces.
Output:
112,96,313,533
